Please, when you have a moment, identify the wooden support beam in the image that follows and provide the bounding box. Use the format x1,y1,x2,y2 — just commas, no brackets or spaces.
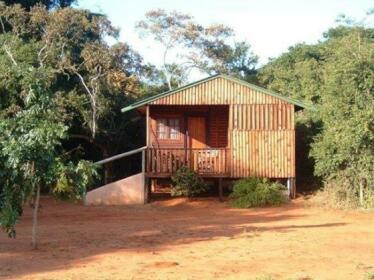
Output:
151,178,156,193
218,178,223,202
146,105,150,147
287,178,296,199
142,149,147,204
145,177,151,203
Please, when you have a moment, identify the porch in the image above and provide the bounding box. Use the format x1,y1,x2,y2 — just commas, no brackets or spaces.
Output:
146,147,230,177
146,105,230,178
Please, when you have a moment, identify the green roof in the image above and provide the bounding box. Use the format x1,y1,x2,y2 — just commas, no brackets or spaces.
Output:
121,74,314,112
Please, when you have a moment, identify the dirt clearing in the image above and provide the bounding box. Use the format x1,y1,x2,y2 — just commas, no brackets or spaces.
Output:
1,197,374,280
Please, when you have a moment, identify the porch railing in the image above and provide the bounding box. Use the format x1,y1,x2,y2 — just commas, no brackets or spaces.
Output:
147,148,229,176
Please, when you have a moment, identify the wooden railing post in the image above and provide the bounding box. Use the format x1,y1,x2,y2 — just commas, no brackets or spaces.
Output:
145,147,230,176
225,148,227,174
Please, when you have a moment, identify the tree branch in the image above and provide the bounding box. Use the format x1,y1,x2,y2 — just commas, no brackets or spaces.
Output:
37,44,47,68
75,72,94,99
3,44,17,66
0,16,5,34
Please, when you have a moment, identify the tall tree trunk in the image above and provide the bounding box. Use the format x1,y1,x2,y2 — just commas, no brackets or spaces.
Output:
31,184,41,250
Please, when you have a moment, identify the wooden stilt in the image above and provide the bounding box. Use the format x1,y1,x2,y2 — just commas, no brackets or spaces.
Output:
144,176,150,203
151,178,156,193
287,178,296,199
218,178,223,202
142,150,146,204
287,178,291,198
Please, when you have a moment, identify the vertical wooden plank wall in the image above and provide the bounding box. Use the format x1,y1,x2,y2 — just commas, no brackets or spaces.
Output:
229,104,295,178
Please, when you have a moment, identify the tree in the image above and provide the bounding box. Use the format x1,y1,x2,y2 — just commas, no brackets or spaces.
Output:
136,9,258,90
0,33,98,248
259,15,374,207
20,4,143,182
310,26,374,207
0,3,144,247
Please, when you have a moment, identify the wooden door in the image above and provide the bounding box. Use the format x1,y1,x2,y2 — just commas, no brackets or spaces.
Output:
187,117,206,172
187,117,206,148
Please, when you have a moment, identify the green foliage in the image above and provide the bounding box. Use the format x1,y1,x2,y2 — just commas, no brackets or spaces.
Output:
318,178,361,209
309,27,374,208
0,3,111,238
54,160,99,201
0,184,26,238
316,177,374,209
230,177,287,208
365,271,374,280
171,166,208,198
259,20,374,208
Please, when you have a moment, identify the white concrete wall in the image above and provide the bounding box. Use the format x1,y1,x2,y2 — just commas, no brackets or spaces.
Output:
85,173,145,205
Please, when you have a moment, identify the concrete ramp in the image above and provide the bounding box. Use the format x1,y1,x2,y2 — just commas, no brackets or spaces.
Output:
85,173,145,205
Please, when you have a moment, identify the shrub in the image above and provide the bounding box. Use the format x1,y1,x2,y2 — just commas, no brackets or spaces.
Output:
318,178,359,209
230,177,287,208
171,166,208,198
365,271,374,280
314,176,374,209
363,188,374,209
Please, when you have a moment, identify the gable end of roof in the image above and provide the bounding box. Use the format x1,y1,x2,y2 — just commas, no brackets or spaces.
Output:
121,74,314,112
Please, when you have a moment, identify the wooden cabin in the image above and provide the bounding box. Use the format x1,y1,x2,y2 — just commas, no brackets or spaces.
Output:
121,75,311,197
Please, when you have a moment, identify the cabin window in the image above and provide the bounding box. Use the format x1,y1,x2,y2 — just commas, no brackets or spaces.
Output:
156,118,180,140
169,119,180,139
156,119,168,139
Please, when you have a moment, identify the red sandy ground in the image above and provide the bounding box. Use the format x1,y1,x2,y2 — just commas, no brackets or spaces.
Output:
1,197,374,280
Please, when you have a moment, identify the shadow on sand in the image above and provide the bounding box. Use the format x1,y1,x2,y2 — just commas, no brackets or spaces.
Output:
0,196,347,278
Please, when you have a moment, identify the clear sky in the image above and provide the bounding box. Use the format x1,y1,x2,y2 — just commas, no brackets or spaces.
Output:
76,0,372,67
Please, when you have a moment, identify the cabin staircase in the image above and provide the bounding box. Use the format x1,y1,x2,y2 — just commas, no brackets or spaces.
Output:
84,147,148,206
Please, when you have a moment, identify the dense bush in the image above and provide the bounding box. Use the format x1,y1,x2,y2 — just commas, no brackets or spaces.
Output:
259,25,374,208
314,177,374,209
171,166,208,198
230,177,287,208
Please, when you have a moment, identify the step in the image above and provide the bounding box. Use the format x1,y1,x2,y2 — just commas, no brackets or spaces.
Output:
85,173,145,205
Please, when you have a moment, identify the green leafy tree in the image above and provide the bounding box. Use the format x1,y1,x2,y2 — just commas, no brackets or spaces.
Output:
1,3,146,183
0,3,146,247
310,27,374,207
0,34,98,248
259,13,374,207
